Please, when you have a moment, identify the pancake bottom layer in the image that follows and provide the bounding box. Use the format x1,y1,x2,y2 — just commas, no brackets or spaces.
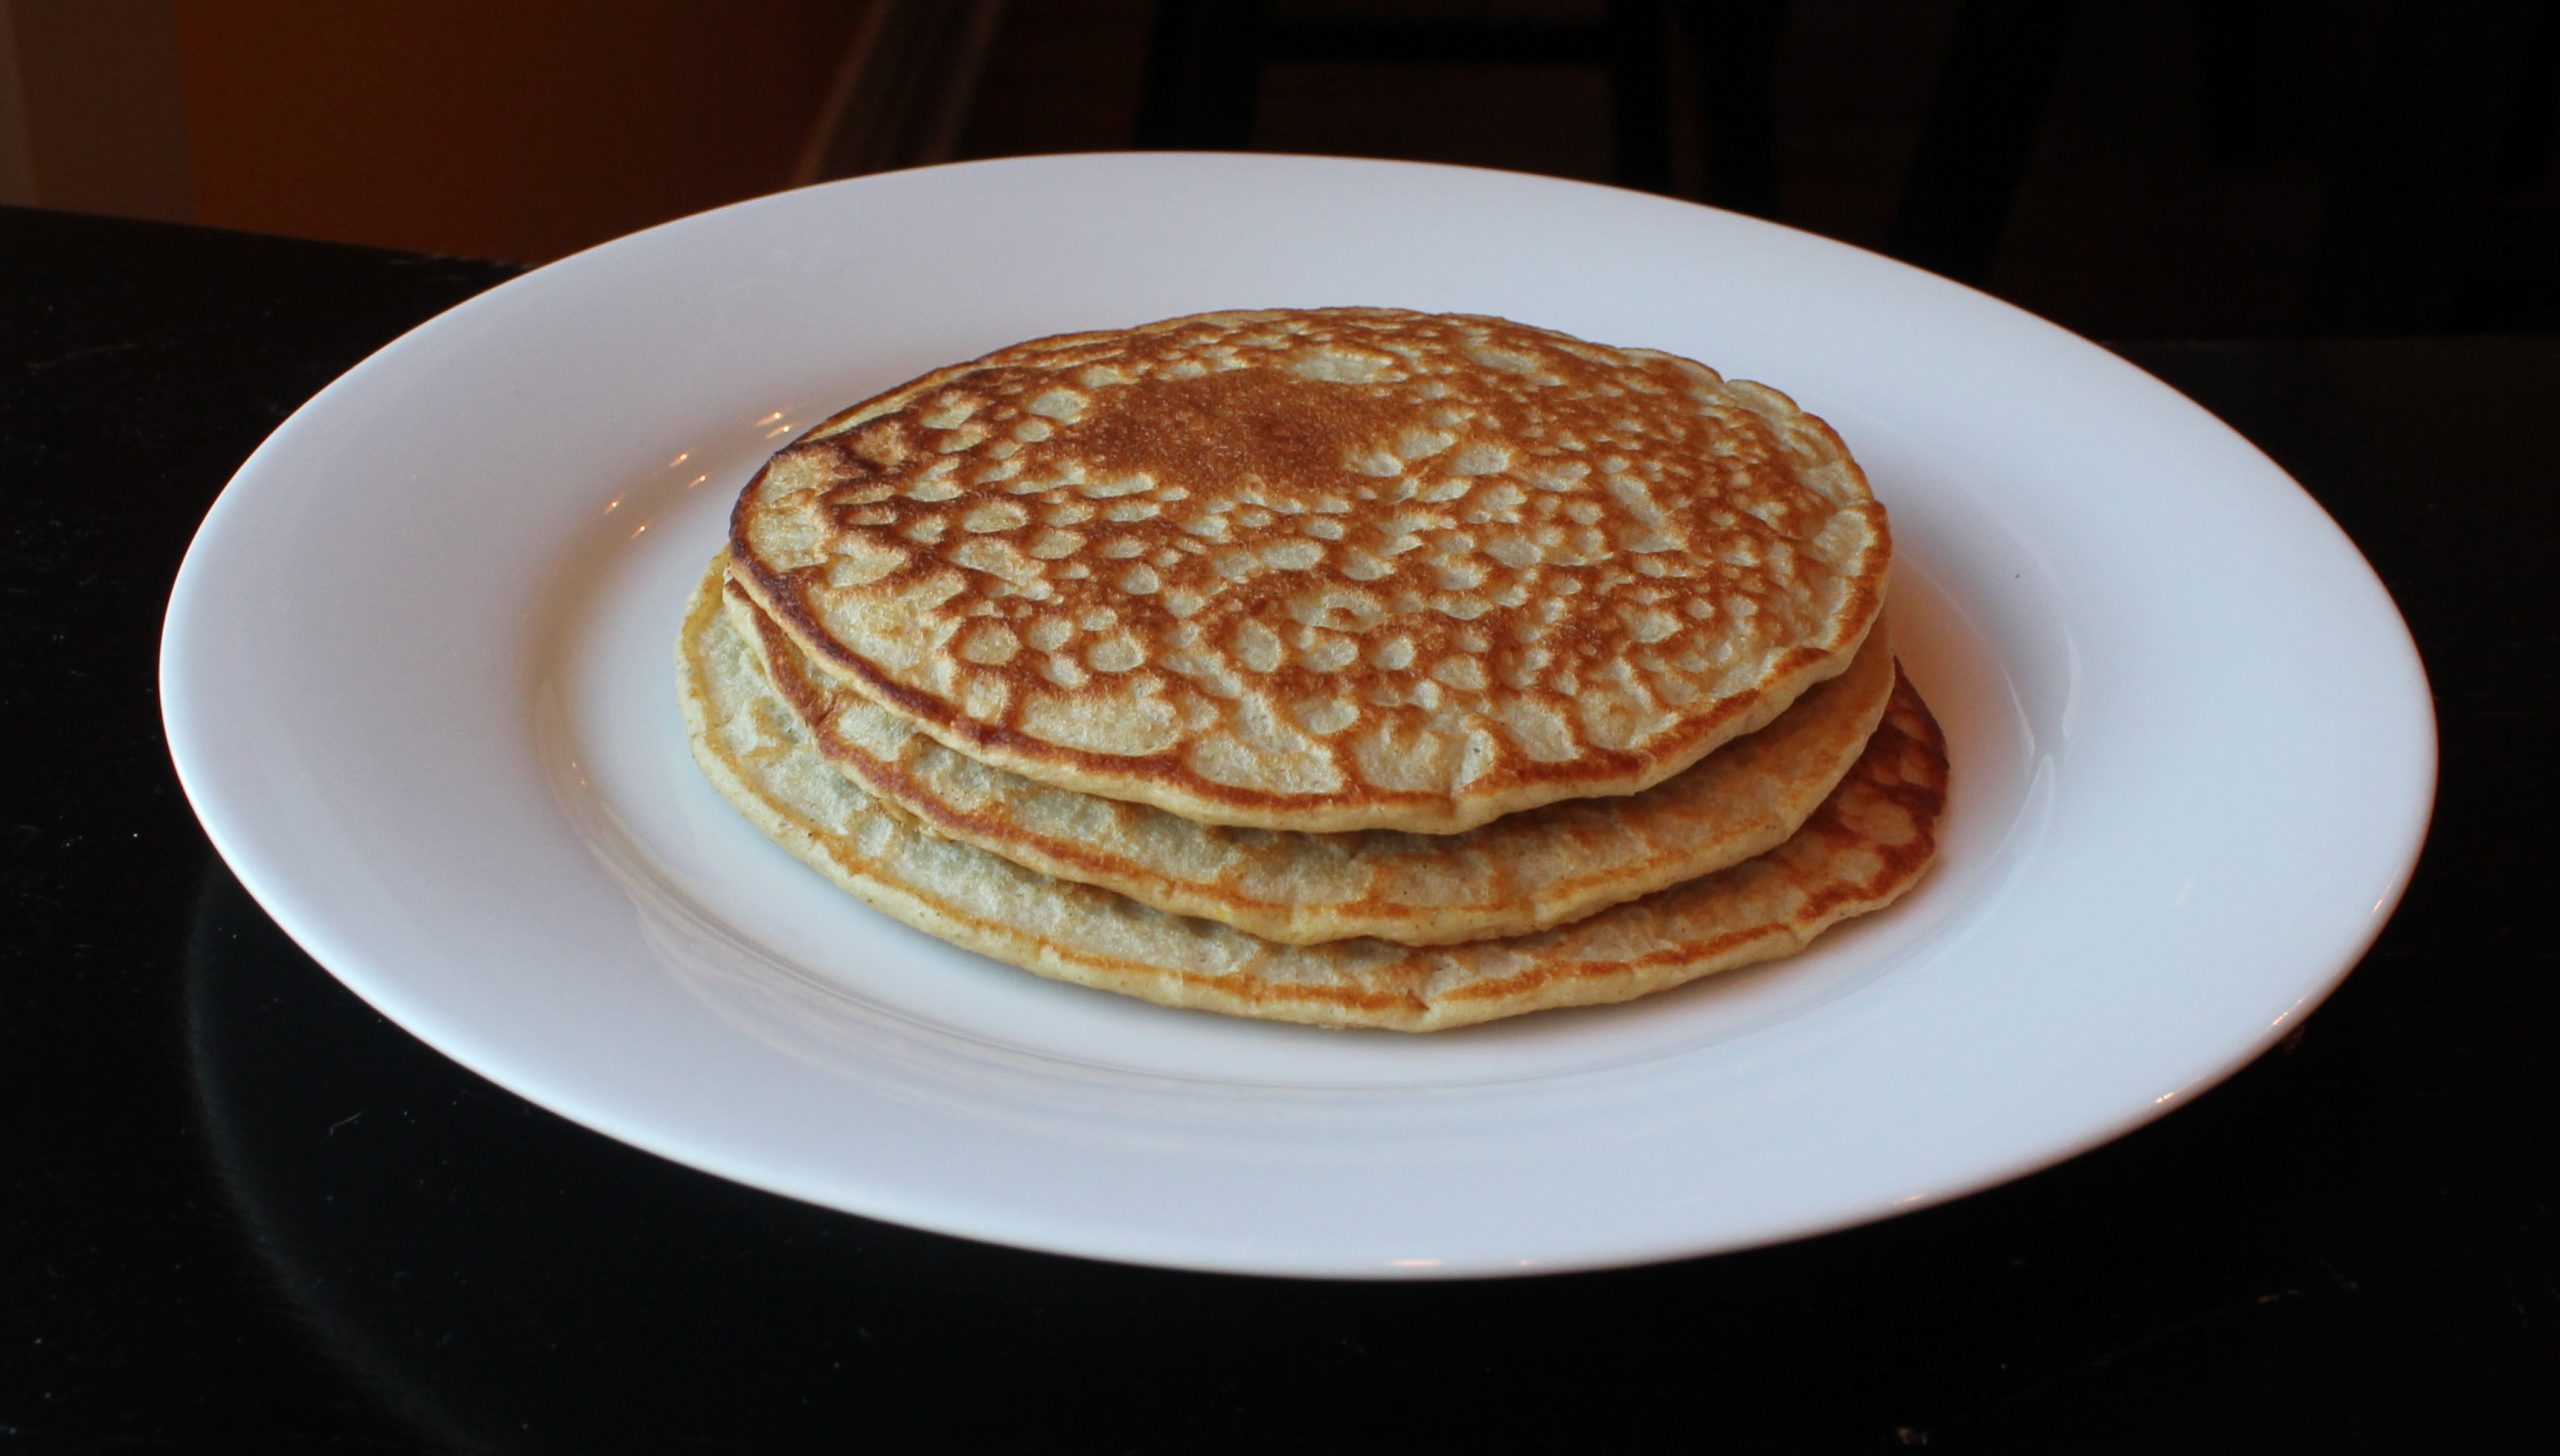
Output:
678,572,1947,1032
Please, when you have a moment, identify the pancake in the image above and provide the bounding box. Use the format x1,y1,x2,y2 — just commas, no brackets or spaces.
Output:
729,308,1890,834
717,561,1897,946
678,567,1946,1032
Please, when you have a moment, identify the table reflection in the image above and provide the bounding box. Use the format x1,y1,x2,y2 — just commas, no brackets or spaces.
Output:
178,859,2378,1450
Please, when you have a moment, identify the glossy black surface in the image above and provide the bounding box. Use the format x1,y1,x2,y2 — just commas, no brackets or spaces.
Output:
4,204,2553,1451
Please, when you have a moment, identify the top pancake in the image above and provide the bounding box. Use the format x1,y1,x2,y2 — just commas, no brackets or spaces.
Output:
731,308,1890,833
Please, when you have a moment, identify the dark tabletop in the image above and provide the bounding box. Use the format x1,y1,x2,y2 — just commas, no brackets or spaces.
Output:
4,203,2553,1453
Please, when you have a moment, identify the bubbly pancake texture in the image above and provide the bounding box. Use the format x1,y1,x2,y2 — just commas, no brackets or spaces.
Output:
678,570,1946,1032
719,563,1897,946
731,308,1890,834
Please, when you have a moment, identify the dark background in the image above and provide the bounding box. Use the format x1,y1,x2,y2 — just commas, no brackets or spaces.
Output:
8,0,2555,337
980,0,2559,340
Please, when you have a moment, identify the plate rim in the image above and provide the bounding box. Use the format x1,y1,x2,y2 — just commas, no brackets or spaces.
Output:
160,151,2440,1278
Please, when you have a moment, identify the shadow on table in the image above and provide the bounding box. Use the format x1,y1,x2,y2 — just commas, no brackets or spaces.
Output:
182,863,2501,1451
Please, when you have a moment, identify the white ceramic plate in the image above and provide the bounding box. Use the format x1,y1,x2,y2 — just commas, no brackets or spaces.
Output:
163,154,2434,1278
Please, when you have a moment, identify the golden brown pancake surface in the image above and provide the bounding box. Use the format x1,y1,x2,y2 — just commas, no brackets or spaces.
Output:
730,308,1890,833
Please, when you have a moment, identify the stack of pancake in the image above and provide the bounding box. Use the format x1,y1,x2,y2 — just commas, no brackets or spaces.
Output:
679,309,1946,1031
